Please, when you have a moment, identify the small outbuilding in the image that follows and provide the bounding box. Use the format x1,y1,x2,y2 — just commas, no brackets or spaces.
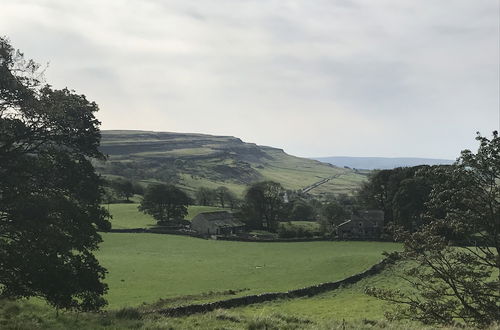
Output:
191,211,245,236
337,210,384,240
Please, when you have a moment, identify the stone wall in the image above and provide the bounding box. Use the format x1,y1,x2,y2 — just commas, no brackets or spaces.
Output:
146,256,395,317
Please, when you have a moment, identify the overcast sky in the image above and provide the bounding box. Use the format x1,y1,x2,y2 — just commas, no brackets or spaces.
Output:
1,0,498,159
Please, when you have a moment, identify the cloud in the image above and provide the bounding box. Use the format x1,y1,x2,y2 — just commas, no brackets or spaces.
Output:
0,0,497,159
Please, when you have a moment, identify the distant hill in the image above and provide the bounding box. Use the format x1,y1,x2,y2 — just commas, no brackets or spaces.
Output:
312,156,454,170
96,130,368,197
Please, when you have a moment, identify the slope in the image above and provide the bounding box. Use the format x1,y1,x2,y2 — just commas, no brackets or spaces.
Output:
95,130,367,196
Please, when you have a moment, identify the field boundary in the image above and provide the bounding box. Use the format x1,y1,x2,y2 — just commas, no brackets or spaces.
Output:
107,228,331,242
107,229,392,243
146,255,396,317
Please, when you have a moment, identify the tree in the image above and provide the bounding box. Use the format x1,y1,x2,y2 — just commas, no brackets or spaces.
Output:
226,190,240,210
195,187,215,206
138,184,191,224
214,186,229,208
240,181,285,232
0,37,110,311
319,201,348,236
110,178,134,202
290,199,315,221
214,186,239,209
367,132,500,326
391,173,434,231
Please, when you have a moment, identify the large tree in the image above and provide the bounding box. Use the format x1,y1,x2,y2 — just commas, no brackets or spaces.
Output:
367,132,500,326
138,184,191,224
0,37,110,311
241,181,285,232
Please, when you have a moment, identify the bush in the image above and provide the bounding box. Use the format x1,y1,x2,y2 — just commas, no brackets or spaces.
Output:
278,224,314,238
114,307,142,320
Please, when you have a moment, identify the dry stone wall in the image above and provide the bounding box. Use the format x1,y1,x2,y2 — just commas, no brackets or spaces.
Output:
146,256,395,317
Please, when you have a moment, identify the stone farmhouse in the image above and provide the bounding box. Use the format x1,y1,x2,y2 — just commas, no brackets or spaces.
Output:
191,211,245,236
336,210,384,240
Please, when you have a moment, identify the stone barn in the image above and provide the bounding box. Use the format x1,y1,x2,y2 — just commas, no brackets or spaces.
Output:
191,211,245,236
337,210,384,240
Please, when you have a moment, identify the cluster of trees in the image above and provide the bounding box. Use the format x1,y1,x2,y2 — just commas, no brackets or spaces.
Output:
195,186,239,209
366,132,500,326
357,165,439,231
237,182,355,235
102,178,144,203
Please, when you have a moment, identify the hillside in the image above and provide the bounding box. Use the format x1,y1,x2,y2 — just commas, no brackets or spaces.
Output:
95,130,367,196
313,156,454,170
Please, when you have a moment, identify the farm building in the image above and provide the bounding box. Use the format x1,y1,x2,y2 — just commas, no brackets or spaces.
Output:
337,210,384,240
191,211,245,236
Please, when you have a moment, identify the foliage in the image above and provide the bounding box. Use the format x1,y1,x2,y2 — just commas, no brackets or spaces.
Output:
289,199,316,221
367,132,500,326
138,184,191,224
278,223,315,238
357,165,441,231
0,37,109,311
319,201,349,236
214,186,239,209
106,178,135,202
240,181,286,232
195,186,216,206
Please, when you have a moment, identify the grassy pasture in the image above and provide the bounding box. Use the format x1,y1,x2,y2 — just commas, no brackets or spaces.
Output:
2,264,463,330
177,173,248,196
96,233,399,308
230,262,407,322
107,203,227,229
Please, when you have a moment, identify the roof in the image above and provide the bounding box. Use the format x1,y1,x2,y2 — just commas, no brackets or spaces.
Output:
336,219,352,228
337,210,384,228
192,211,245,228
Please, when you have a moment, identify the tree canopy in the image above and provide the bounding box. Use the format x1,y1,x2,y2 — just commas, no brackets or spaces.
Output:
138,184,191,224
0,37,110,311
357,165,440,231
367,132,500,326
240,181,285,232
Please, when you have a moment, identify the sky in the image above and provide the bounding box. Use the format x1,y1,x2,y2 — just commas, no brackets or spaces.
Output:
1,0,498,159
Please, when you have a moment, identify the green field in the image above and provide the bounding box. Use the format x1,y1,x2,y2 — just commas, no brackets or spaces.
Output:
107,203,227,229
230,262,406,322
96,233,399,308
0,265,447,330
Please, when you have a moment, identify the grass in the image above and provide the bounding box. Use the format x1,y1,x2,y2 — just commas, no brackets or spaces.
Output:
96,234,399,308
254,149,352,192
131,147,216,157
2,298,485,330
107,203,228,229
177,173,248,196
102,205,398,309
98,130,368,197
230,261,408,322
4,266,495,330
